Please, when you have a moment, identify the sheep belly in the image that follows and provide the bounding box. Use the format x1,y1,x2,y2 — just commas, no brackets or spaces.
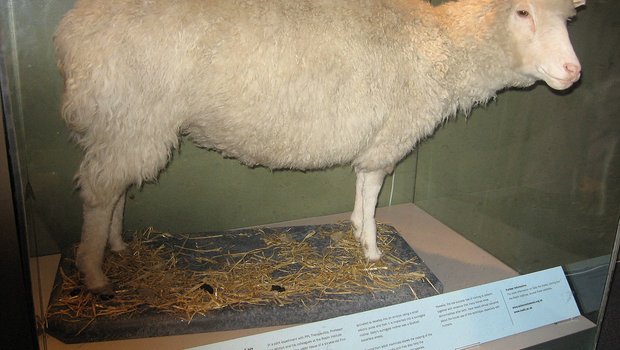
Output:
185,116,373,170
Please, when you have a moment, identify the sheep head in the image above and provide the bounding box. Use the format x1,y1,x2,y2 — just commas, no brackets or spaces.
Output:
509,0,585,90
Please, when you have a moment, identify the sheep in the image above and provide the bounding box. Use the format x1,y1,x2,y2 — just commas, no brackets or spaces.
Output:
54,0,585,295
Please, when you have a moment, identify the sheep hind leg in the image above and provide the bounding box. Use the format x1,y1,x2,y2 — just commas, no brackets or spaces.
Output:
351,169,386,261
76,181,124,296
75,129,176,294
108,193,128,253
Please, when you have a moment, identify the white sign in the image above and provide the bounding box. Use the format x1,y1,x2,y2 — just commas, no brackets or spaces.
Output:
189,267,580,350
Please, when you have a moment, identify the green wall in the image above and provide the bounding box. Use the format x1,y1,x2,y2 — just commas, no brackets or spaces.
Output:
123,149,416,236
415,0,620,273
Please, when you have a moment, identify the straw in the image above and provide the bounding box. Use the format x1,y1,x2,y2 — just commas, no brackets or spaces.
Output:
47,223,426,324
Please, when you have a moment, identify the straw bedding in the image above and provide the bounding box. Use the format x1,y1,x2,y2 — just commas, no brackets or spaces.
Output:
47,222,439,337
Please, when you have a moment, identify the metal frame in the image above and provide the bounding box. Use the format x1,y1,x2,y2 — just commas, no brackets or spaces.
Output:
0,71,39,349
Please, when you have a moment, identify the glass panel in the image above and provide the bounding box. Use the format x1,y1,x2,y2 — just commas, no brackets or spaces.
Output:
2,0,617,349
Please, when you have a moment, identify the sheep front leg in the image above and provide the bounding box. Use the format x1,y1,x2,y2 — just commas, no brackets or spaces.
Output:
351,169,386,261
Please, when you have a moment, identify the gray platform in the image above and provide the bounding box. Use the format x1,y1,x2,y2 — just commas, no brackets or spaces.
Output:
46,223,442,343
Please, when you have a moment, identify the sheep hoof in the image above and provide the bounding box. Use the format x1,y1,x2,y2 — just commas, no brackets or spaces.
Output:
110,241,129,254
363,246,382,262
90,284,115,299
84,274,115,298
111,245,130,257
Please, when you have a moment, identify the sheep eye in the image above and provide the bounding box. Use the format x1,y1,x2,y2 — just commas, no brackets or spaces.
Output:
517,10,530,17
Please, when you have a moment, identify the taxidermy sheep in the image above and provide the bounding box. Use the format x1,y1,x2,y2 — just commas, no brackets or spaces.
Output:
54,0,586,294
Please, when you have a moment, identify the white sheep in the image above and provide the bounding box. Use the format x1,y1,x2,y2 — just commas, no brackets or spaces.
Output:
55,0,585,294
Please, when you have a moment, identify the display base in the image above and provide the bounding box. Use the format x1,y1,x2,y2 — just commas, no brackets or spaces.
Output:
46,223,442,343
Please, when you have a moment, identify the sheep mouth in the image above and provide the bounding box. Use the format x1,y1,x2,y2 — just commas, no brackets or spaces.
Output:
536,66,580,90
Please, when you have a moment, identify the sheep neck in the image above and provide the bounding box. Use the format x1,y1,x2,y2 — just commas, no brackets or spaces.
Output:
428,0,530,113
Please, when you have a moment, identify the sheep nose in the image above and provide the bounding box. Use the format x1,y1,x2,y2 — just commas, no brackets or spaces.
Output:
564,62,581,79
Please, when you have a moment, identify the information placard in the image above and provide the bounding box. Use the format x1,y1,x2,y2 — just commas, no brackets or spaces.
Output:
189,267,580,350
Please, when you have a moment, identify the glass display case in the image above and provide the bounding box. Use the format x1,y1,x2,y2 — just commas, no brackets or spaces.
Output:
1,0,619,349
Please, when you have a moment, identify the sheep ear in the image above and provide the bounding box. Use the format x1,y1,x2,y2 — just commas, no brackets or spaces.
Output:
573,0,586,8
